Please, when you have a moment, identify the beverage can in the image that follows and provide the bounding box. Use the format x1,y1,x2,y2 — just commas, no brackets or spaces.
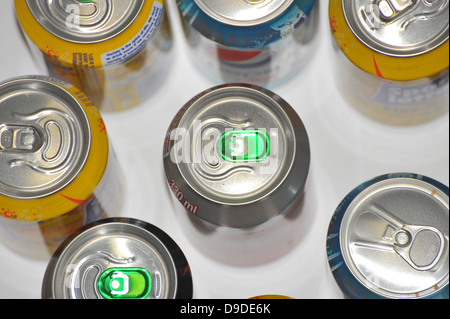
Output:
163,83,310,266
15,0,172,112
329,0,449,125
327,173,449,299
0,76,123,258
42,218,193,299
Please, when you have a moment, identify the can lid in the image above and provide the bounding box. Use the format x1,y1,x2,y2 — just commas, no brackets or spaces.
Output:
25,0,144,43
0,77,90,199
42,218,193,299
339,175,449,298
342,0,449,57
164,84,310,228
193,0,294,26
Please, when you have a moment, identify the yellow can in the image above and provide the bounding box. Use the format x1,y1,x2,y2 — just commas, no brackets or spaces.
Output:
14,0,172,112
0,76,123,258
329,0,449,126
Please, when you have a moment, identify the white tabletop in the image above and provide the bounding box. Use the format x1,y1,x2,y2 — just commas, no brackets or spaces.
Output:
0,0,448,299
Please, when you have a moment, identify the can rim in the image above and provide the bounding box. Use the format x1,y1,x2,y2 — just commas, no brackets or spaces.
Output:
342,0,449,58
193,0,295,27
24,0,144,44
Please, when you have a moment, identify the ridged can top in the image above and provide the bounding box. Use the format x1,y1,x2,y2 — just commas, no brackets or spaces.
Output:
0,77,90,200
25,0,144,43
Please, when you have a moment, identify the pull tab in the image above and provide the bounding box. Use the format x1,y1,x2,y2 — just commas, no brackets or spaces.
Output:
62,0,109,28
354,204,446,271
4,109,78,175
376,0,416,20
219,130,270,163
0,125,42,152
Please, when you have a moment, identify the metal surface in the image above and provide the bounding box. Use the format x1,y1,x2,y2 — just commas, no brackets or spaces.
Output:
42,218,193,299
193,0,294,26
25,0,144,43
342,0,449,57
0,77,90,199
329,174,449,298
164,84,310,228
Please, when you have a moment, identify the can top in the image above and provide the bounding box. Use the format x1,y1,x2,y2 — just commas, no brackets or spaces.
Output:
25,0,144,43
0,77,90,200
193,0,294,26
42,218,193,299
339,175,449,298
164,84,310,228
343,0,449,57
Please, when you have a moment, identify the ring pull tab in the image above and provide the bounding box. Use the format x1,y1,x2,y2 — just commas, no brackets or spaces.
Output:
0,124,43,152
61,0,109,28
377,0,416,20
354,204,447,271
6,109,78,175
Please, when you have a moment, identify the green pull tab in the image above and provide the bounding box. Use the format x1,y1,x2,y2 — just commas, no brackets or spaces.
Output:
98,268,152,299
219,130,270,163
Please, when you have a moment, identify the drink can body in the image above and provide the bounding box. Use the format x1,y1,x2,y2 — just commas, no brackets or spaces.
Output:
329,0,449,126
0,76,123,259
177,0,318,87
326,173,449,299
163,83,310,266
14,0,172,112
41,218,193,299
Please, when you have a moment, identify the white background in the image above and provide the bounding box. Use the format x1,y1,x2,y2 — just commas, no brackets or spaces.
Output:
0,0,448,299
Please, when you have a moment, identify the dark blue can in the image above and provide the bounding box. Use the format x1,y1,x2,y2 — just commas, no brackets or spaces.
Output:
177,0,318,87
327,173,449,299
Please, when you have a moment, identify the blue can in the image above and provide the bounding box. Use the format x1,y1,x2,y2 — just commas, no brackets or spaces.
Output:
177,0,318,87
327,173,449,299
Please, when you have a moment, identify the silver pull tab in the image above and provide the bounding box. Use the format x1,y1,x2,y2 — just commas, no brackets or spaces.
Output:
3,109,78,175
0,125,42,152
377,0,416,19
354,204,446,271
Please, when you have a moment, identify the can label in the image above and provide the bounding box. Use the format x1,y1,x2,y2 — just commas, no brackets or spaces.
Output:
333,48,449,125
101,1,164,66
373,72,449,106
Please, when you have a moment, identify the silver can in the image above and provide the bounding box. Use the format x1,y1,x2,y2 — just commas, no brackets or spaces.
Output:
177,0,318,87
0,76,123,259
327,173,449,299
15,0,172,112
42,218,193,299
163,83,310,266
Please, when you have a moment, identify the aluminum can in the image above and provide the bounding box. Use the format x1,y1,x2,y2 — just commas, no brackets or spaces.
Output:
326,173,449,299
163,83,310,266
14,0,172,112
250,295,293,299
329,0,449,126
0,76,123,259
177,0,318,87
41,218,193,299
